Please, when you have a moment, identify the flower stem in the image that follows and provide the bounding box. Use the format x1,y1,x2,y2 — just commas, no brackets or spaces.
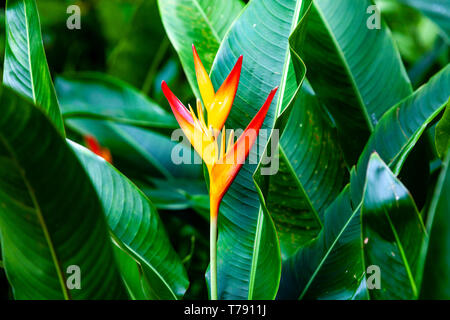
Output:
210,214,218,300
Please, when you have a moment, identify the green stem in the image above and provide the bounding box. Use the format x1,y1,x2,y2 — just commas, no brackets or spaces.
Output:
210,198,218,300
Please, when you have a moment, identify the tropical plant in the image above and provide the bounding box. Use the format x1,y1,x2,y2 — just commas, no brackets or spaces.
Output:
0,0,448,300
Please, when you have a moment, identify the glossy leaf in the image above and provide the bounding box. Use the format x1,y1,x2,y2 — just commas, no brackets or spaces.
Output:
0,85,127,299
361,153,426,299
420,151,450,299
351,65,450,203
258,82,347,259
3,0,64,134
71,142,189,299
280,66,450,300
299,0,412,164
158,0,244,98
277,185,364,300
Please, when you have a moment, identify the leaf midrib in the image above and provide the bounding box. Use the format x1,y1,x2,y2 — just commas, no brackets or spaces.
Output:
275,0,304,118
110,234,178,300
0,134,70,300
299,201,362,299
313,2,374,132
279,145,321,227
247,0,305,299
22,0,36,103
383,209,418,298
192,0,221,44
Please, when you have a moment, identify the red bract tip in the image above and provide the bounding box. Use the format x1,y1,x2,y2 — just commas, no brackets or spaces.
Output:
210,87,278,210
161,81,194,125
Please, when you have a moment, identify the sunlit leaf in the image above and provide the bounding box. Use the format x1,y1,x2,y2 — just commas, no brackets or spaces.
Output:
3,0,64,134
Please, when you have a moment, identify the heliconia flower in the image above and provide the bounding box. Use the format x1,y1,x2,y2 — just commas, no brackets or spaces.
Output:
161,45,277,218
162,45,277,301
84,135,112,164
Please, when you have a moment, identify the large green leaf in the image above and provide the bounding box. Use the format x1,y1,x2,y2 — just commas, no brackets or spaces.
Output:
420,150,450,299
3,0,64,134
252,0,347,261
209,0,313,300
279,153,427,300
351,65,450,203
259,82,347,259
0,85,127,299
300,0,412,164
396,0,450,42
361,153,426,299
279,65,450,300
158,0,244,98
55,73,202,179
277,185,365,300
71,142,189,299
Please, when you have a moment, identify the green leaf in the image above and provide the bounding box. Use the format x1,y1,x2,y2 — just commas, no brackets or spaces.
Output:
56,73,178,131
436,103,450,159
281,66,449,300
395,0,450,42
258,82,347,259
351,65,450,203
361,153,426,299
3,0,65,135
55,73,202,179
0,85,127,299
277,185,365,300
420,150,450,299
299,0,412,164
71,142,189,299
209,0,315,299
158,0,244,98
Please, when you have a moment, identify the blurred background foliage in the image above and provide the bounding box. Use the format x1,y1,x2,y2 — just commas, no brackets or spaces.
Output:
0,0,447,299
